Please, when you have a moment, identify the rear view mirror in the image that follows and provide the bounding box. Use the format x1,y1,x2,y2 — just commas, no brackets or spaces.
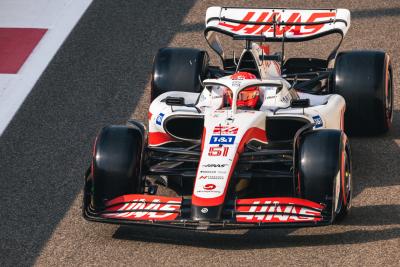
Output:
165,97,185,106
207,32,224,58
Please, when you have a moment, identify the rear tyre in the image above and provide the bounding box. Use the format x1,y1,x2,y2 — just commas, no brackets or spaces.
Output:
296,130,352,221
334,51,393,135
90,124,145,210
151,47,209,101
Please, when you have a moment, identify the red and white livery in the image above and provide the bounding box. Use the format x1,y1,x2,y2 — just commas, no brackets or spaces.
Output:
83,6,393,231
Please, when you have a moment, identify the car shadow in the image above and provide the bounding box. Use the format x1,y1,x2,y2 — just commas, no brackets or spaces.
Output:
350,110,400,197
352,7,400,19
341,205,400,226
112,204,400,250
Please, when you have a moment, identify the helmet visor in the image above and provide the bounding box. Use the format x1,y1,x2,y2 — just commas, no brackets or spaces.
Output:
238,88,259,101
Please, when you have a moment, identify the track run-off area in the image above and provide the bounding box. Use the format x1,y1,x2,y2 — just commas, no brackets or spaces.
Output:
0,1,399,266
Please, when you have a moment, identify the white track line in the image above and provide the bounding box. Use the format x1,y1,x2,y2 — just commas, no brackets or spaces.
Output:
0,0,93,136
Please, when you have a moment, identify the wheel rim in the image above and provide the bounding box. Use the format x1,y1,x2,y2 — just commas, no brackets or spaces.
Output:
343,149,352,210
385,67,393,126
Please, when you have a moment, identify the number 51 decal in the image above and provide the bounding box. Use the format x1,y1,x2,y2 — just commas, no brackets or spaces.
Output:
208,146,229,157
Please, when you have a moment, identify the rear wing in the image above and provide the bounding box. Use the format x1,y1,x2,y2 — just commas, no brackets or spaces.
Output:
205,7,351,42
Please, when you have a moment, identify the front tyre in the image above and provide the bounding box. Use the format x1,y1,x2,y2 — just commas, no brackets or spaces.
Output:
89,124,145,210
296,130,352,221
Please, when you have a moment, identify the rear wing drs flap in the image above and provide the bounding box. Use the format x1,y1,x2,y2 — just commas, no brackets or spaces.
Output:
205,7,351,42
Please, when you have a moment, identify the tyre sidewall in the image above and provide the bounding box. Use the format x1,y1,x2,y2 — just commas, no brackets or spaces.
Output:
91,125,144,210
297,130,347,219
334,51,392,135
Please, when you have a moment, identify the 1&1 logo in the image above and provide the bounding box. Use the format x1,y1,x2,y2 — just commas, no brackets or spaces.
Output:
210,135,236,145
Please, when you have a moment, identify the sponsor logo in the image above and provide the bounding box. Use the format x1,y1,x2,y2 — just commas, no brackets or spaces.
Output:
197,175,225,180
312,115,323,128
218,11,335,36
202,163,228,168
156,113,165,125
104,199,180,220
210,135,235,145
203,184,216,190
236,200,322,223
208,176,224,180
232,81,241,87
199,170,217,174
208,146,229,157
213,126,238,134
201,208,208,213
281,93,291,103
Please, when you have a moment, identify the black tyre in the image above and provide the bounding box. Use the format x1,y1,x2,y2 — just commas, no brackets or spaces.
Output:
296,129,352,221
90,124,144,210
151,47,209,101
334,50,393,135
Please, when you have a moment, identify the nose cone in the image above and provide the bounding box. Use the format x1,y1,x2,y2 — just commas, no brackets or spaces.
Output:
191,204,223,221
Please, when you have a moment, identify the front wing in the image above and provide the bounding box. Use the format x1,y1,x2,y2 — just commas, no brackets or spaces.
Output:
83,194,332,230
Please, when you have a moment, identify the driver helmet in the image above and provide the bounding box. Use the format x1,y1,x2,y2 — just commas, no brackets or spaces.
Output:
226,71,260,108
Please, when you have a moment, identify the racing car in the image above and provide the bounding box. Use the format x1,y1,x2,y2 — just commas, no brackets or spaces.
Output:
83,7,394,230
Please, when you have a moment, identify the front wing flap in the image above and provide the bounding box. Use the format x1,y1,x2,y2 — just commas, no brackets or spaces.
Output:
83,194,332,230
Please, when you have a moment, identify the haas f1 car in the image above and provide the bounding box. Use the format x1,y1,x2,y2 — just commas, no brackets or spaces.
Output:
83,7,394,230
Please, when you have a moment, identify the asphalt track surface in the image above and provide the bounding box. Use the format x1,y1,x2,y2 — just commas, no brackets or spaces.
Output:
0,1,399,266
